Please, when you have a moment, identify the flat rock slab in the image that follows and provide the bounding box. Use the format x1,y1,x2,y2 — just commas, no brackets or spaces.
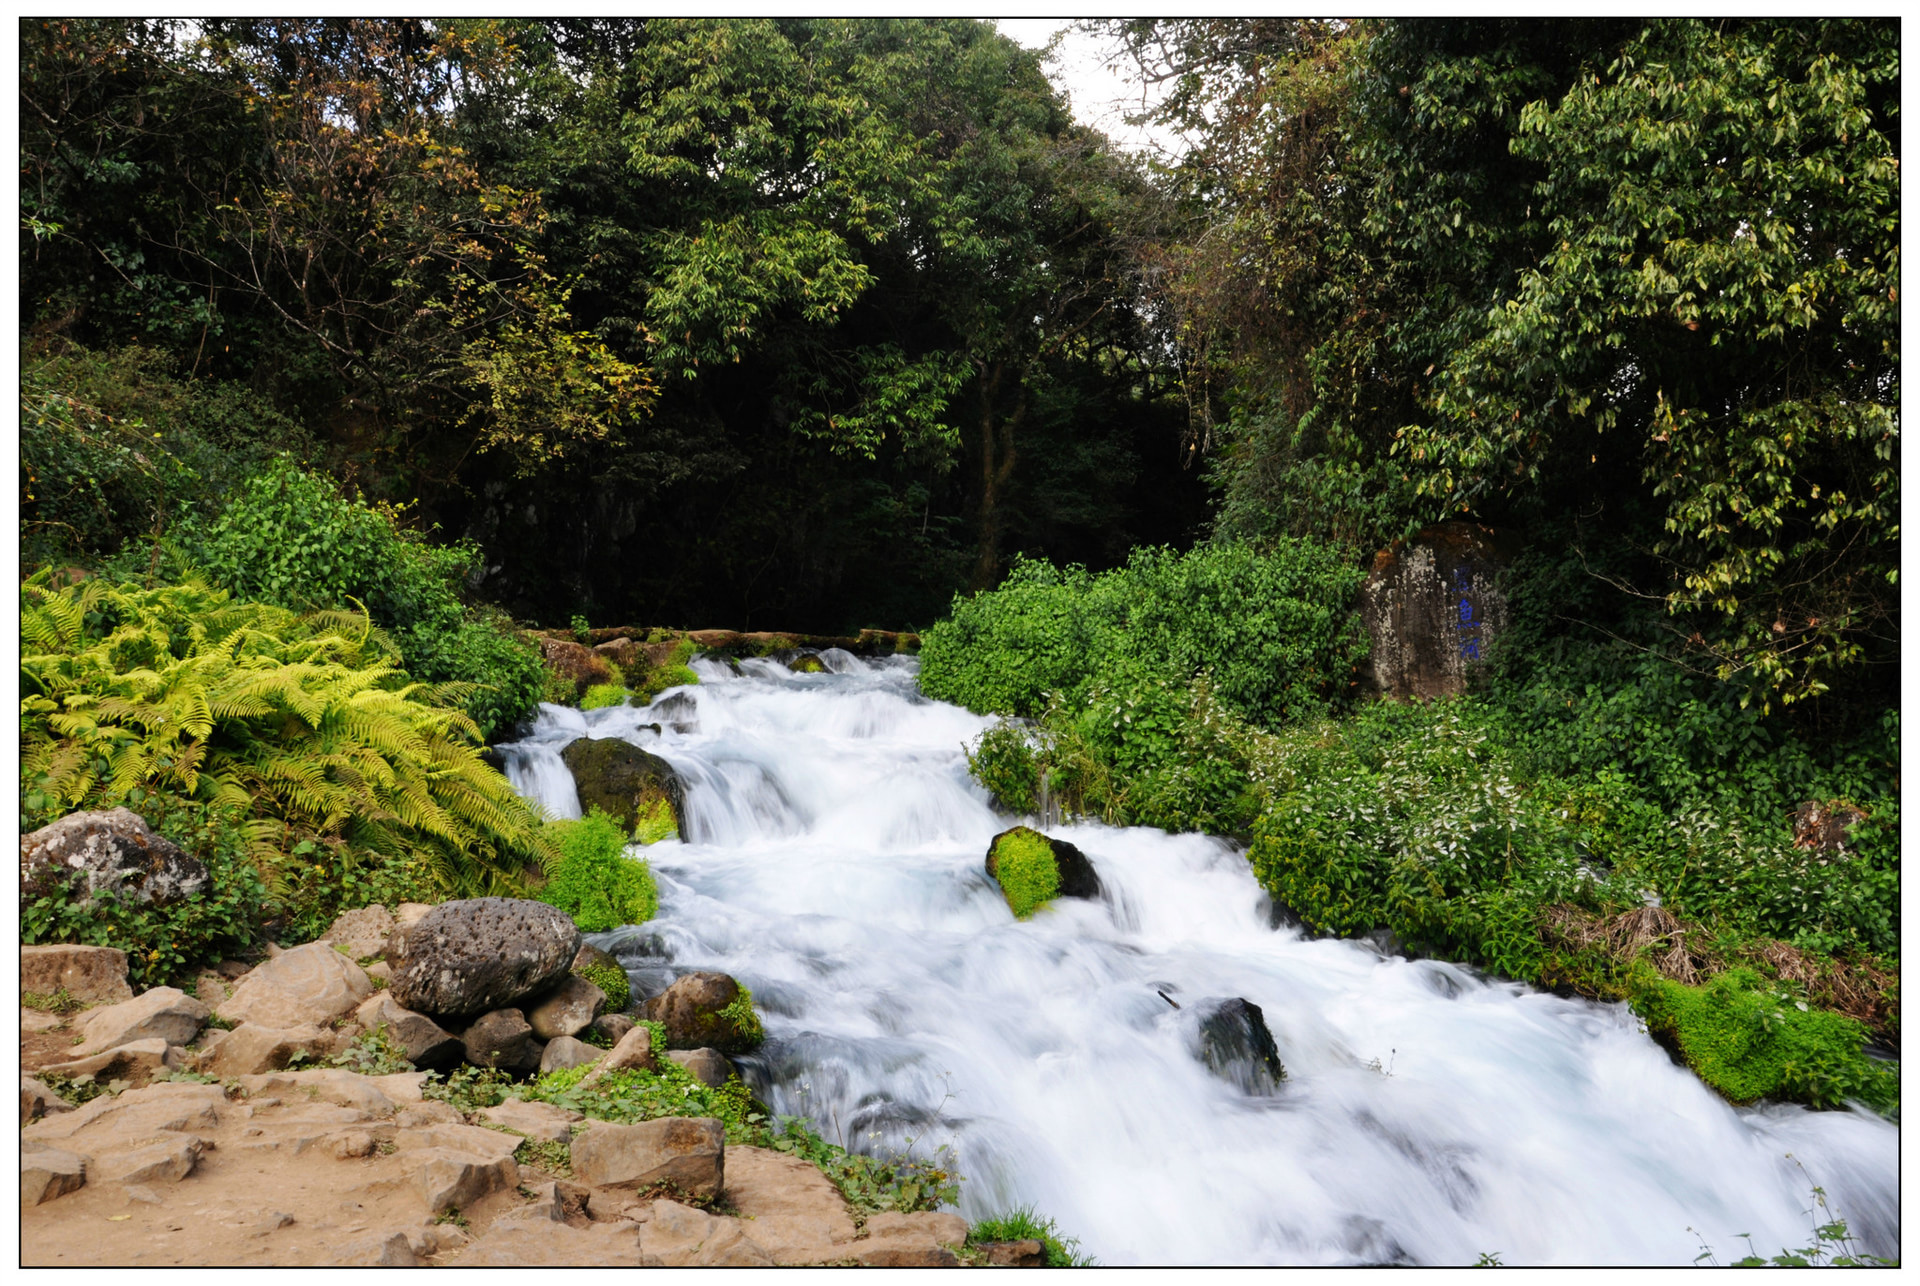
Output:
21,943,134,1005
637,1198,776,1267
21,1146,89,1206
479,1098,581,1145
215,942,372,1030
570,1117,724,1198
449,1219,644,1266
722,1144,860,1264
198,1024,331,1079
41,1036,187,1081
68,987,209,1059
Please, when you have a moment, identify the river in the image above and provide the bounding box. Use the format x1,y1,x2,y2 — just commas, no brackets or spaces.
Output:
495,652,1899,1266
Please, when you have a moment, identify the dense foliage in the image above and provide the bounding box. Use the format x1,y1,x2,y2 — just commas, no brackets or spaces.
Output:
19,571,558,921
535,807,660,933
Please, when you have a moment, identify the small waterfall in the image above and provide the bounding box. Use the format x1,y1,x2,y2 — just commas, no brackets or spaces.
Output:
495,657,1900,1266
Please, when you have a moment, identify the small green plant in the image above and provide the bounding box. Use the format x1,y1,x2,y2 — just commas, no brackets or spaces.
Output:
989,828,1059,919
1691,1168,1896,1266
21,988,84,1014
515,1136,574,1176
965,722,1040,814
716,986,766,1051
434,1208,471,1230
571,614,592,644
631,797,679,846
1474,1251,1504,1267
421,1064,515,1113
329,1024,416,1077
535,807,660,932
966,1206,1094,1267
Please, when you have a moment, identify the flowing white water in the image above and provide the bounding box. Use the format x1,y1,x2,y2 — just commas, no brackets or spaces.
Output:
497,655,1899,1266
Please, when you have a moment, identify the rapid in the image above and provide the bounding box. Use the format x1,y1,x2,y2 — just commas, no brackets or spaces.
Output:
494,653,1899,1267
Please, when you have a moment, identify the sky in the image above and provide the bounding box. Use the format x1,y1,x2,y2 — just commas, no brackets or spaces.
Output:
991,19,1188,160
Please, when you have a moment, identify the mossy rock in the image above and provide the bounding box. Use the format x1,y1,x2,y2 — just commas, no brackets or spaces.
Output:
985,826,1102,919
644,970,765,1055
561,736,687,838
787,652,827,674
573,942,633,1012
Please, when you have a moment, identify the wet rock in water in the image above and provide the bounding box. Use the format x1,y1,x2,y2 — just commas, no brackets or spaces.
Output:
20,943,134,1005
645,971,764,1055
985,825,1102,918
460,1008,543,1072
1358,521,1515,700
1195,997,1286,1094
19,808,209,908
649,691,700,733
561,737,687,836
387,898,581,1022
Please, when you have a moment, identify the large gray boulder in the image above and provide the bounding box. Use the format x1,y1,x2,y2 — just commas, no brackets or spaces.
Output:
1358,522,1515,700
20,808,208,908
560,737,686,836
388,898,582,1022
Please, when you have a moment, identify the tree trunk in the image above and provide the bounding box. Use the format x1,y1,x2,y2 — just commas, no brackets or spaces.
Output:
971,361,1026,591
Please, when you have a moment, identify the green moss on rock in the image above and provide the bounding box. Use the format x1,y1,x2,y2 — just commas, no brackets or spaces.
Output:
987,827,1061,919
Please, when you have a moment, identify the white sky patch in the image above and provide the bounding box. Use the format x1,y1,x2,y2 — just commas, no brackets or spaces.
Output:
993,19,1190,162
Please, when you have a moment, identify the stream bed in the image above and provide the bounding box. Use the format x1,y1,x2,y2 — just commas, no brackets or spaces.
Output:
495,653,1899,1266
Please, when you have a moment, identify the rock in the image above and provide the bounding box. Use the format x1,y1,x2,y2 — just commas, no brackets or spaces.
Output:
590,1012,636,1045
665,1047,734,1089
22,1076,75,1126
1793,800,1869,854
1194,996,1287,1094
21,1006,65,1033
560,737,687,836
192,969,234,1006
460,1008,543,1071
394,1121,523,1164
539,1035,603,1074
20,1146,87,1205
320,905,396,960
331,1130,377,1159
855,1210,970,1266
42,1037,189,1081
215,941,373,1030
232,1069,399,1118
479,1098,580,1146
527,973,606,1040
639,1199,775,1266
365,960,392,986
21,943,134,1005
1359,521,1515,700
196,1024,331,1078
68,986,209,1058
579,1021,658,1086
450,1220,644,1267
351,992,464,1070
387,897,582,1022
342,1231,421,1267
19,807,209,908
570,1116,725,1198
22,1080,227,1145
92,1134,204,1185
985,825,1102,916
644,971,763,1055
985,1239,1047,1266
400,1146,518,1212
539,637,615,697
393,901,433,929
722,1144,859,1264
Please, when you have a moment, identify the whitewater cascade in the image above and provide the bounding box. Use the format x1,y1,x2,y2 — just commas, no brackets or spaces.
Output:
495,654,1898,1267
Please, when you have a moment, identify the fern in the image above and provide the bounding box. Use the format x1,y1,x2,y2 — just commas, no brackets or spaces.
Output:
19,569,557,901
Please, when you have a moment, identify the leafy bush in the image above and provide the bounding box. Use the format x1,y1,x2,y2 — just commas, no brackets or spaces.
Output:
20,788,266,989
965,721,1041,814
535,807,659,932
20,570,558,911
575,960,632,1012
183,459,544,739
919,540,1368,728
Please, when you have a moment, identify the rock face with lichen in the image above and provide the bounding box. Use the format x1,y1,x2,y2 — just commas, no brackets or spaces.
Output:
561,737,686,837
1359,522,1515,701
19,808,209,909
387,898,582,1023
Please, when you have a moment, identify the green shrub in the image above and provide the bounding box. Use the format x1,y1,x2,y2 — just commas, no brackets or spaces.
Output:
717,985,766,1050
919,540,1368,728
184,459,543,739
535,807,659,932
989,829,1060,919
965,722,1040,814
1633,967,1898,1115
631,661,700,705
